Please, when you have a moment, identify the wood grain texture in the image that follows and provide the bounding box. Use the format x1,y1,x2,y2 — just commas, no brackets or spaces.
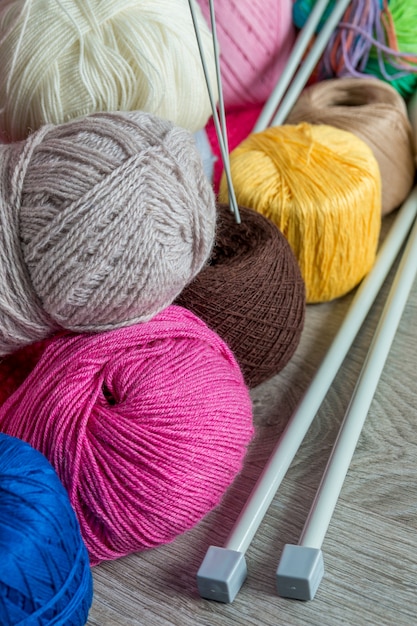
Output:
87,212,417,625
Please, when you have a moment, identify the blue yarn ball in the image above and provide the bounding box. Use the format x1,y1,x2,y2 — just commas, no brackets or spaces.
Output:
0,433,93,626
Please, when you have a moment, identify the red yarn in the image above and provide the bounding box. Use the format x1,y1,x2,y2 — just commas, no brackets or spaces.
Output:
0,305,254,565
206,103,263,191
0,341,45,406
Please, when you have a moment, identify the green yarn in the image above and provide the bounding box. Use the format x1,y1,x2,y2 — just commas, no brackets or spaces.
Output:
388,0,417,52
366,0,417,97
363,57,417,98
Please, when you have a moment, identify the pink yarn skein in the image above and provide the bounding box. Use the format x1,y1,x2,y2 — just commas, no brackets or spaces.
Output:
196,0,296,108
0,306,254,565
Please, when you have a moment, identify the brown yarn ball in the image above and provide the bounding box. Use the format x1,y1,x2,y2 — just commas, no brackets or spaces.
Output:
286,77,415,215
176,204,306,388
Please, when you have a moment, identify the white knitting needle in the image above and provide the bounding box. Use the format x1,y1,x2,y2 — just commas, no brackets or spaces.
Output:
253,0,332,132
256,0,351,131
196,186,417,603
276,197,417,602
270,0,352,126
188,0,241,224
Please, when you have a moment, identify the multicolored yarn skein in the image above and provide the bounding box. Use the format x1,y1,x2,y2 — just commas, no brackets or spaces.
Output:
177,204,306,388
0,0,217,142
286,77,415,215
0,109,216,355
219,122,382,303
293,0,417,97
0,305,254,565
196,0,296,109
0,432,93,625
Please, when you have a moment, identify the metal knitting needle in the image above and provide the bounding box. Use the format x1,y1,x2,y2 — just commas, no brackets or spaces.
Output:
276,195,417,602
196,186,417,603
207,0,228,159
188,0,241,224
205,0,241,223
253,0,332,132
269,0,351,127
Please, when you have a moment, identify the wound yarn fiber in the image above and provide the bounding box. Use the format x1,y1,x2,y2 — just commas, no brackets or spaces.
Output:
0,110,216,356
0,432,93,626
286,77,415,215
0,305,254,565
0,0,217,142
196,0,296,109
176,204,306,388
219,122,382,303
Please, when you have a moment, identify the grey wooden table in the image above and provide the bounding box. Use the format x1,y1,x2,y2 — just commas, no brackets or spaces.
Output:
87,212,417,625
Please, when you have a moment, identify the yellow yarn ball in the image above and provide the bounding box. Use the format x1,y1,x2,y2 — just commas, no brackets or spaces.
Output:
219,123,382,303
0,0,217,141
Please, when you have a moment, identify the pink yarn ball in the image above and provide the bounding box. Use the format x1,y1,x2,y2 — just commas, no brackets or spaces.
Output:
0,306,254,565
196,0,296,108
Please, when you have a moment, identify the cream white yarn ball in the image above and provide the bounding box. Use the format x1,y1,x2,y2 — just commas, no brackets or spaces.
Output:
0,0,217,141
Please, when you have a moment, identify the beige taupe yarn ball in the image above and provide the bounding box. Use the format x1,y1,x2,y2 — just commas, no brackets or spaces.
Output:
0,110,216,355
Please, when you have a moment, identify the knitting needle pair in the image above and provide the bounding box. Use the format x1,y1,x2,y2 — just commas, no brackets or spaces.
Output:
193,0,417,602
